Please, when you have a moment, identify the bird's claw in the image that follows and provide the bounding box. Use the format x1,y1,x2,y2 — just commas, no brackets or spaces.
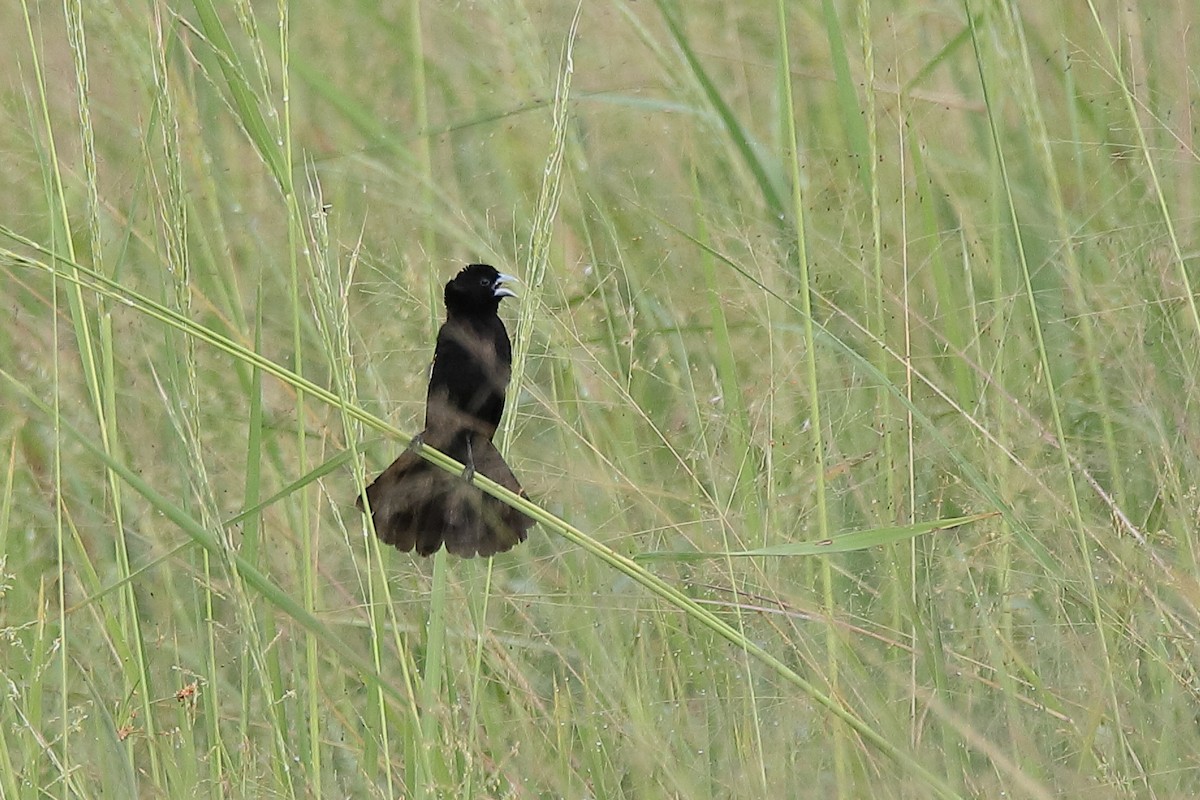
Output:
462,435,476,484
406,432,425,454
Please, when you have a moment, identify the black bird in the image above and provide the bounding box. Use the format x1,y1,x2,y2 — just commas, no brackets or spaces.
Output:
358,263,535,557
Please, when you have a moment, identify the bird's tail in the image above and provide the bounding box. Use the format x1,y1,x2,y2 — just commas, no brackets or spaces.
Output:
358,437,534,558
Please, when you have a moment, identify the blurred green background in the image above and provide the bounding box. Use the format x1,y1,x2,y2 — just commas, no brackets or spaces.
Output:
2,1,1199,797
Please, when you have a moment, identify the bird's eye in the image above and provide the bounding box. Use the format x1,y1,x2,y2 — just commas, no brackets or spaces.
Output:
480,278,490,286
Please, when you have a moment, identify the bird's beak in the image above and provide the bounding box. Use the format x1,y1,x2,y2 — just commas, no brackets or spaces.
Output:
493,273,519,299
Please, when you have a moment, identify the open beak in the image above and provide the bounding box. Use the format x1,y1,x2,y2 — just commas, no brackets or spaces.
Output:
493,273,519,299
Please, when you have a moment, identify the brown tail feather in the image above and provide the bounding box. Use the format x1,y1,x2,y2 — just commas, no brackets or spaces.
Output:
358,438,534,558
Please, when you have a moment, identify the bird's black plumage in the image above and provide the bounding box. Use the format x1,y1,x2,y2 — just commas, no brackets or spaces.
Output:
358,264,534,557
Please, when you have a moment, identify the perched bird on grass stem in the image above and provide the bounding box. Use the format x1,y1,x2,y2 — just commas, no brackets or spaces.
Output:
358,263,534,557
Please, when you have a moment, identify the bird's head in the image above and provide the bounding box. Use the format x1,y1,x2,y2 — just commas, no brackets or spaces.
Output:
444,263,518,316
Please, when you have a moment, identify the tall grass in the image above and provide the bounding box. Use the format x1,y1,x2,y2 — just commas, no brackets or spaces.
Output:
2,0,1198,797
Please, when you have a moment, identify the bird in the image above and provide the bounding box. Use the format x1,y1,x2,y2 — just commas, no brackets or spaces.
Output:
358,263,535,557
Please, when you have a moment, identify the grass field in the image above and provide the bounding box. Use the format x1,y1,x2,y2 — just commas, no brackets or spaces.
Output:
2,1,1199,797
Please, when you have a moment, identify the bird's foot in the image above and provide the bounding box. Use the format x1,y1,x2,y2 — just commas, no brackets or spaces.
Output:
406,432,425,454
462,435,476,484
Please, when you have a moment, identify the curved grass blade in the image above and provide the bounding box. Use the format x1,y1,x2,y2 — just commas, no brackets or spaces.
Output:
637,512,998,562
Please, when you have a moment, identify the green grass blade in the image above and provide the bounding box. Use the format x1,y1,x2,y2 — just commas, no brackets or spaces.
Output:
639,512,997,560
